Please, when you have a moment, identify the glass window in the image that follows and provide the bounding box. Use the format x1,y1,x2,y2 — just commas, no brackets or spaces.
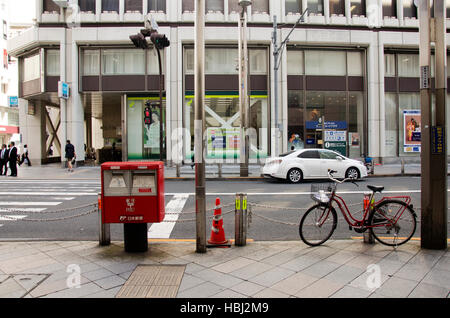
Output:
46,50,60,76
350,0,366,16
447,0,450,19
347,51,363,76
147,50,165,74
102,0,119,12
319,150,340,159
288,90,305,150
348,92,364,158
148,0,166,13
229,0,241,13
329,0,345,16
398,54,419,77
184,48,194,74
206,0,224,13
205,48,238,74
23,54,40,82
249,49,267,75
384,93,397,156
384,53,396,77
182,0,195,12
285,0,302,14
43,0,60,12
252,0,269,14
403,0,417,18
102,49,145,75
125,0,142,12
305,50,346,76
79,0,96,12
308,0,324,15
83,50,100,76
298,150,320,158
185,95,268,159
287,50,304,75
306,91,347,122
382,0,397,18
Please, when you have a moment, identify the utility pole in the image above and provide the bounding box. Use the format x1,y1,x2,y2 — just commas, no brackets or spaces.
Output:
272,9,308,157
195,0,206,253
239,0,251,177
419,0,447,250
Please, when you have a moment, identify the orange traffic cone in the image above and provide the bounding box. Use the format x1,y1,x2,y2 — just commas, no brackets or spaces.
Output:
207,197,231,248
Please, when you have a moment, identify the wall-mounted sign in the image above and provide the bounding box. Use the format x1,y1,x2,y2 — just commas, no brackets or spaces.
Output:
8,96,18,107
324,130,346,142
431,126,444,155
306,121,347,130
58,81,69,99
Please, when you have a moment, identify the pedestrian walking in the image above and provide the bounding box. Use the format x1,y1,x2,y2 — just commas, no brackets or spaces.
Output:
2,144,9,175
8,142,18,177
65,140,76,172
19,144,31,166
0,144,7,175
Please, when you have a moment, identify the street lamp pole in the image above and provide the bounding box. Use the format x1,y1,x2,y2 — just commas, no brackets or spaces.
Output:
272,8,308,156
239,0,251,177
194,0,206,253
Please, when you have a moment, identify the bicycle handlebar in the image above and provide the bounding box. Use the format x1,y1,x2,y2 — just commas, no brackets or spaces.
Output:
327,169,359,187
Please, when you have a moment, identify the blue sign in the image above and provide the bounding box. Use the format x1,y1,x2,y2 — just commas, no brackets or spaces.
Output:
58,81,69,99
432,126,444,154
306,121,347,130
8,96,18,107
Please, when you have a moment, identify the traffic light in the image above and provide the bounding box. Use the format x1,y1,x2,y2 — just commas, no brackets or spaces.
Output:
129,32,148,49
144,106,152,126
150,33,170,50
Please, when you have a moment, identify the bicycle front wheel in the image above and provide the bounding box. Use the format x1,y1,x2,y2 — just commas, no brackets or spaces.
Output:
299,204,337,246
369,200,417,246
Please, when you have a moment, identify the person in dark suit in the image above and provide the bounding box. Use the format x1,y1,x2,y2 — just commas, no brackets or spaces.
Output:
8,142,18,177
0,144,7,175
2,144,9,176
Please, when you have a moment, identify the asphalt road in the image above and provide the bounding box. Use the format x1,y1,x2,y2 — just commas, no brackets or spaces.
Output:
0,176,448,242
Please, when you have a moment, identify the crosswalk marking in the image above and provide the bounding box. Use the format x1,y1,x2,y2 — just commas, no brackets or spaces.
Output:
148,194,189,239
0,192,97,196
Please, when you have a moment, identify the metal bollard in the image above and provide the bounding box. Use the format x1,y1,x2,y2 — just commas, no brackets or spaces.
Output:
235,193,248,246
401,159,405,175
98,194,111,246
218,163,222,178
176,163,181,177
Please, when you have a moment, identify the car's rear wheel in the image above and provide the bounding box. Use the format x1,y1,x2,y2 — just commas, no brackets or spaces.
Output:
345,167,360,180
287,168,303,183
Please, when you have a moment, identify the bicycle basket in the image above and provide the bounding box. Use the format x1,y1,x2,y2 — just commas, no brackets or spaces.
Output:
310,183,336,203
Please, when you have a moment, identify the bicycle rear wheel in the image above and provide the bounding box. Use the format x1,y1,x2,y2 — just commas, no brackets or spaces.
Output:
369,200,417,246
299,204,337,246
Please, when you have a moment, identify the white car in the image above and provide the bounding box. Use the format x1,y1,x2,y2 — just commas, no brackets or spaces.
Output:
261,148,368,183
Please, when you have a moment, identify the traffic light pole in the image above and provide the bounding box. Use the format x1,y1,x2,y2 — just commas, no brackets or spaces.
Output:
156,47,164,161
419,1,447,250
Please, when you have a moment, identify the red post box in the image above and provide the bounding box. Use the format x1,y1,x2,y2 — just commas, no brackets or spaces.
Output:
101,161,165,224
100,161,165,252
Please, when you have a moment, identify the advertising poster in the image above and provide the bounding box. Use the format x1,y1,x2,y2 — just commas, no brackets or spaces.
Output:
207,127,240,158
144,104,161,150
403,110,421,153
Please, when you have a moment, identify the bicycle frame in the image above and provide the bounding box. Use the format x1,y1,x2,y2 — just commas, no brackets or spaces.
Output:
326,188,412,228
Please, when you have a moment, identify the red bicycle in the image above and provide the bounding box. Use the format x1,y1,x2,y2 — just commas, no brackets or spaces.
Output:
299,170,417,247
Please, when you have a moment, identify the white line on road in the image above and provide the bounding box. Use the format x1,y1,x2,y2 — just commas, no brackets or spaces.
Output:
0,215,27,221
0,208,46,212
1,202,61,206
163,190,430,196
0,192,98,196
148,194,189,239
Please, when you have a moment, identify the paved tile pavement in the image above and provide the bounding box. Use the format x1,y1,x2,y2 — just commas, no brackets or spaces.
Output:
0,240,448,298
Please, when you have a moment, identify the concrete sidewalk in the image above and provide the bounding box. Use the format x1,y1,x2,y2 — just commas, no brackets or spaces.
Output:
6,162,447,180
0,240,448,298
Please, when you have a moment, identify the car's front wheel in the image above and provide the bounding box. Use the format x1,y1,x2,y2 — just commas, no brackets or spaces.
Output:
345,167,360,180
287,168,303,183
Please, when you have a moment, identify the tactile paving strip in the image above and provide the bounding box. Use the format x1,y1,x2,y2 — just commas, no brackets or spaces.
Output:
116,265,186,298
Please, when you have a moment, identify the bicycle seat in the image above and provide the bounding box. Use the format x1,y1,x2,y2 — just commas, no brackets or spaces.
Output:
367,185,384,193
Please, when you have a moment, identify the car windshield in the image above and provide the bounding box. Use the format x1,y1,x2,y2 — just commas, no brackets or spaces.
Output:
279,150,296,157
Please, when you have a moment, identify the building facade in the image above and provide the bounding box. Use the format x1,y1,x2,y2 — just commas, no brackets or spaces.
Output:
7,0,450,165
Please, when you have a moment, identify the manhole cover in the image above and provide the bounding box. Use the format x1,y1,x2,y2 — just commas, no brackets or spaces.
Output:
116,265,185,298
